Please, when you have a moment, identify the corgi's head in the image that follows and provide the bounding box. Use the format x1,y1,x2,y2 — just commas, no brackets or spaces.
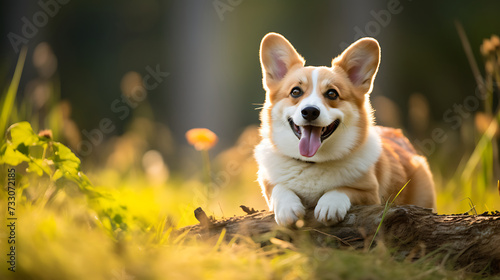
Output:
259,32,380,162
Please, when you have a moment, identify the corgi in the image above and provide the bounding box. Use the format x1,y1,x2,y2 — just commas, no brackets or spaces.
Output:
254,32,436,227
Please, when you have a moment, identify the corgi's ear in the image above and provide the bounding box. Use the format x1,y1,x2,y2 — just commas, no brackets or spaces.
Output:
260,33,305,90
333,38,380,94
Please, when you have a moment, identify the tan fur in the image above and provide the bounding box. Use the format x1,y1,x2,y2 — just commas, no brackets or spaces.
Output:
330,128,436,210
375,127,436,209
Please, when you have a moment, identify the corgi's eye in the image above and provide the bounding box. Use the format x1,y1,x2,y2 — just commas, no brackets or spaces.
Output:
290,87,303,98
325,89,339,100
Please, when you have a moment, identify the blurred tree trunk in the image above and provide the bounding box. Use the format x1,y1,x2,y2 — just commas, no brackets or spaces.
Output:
179,205,500,274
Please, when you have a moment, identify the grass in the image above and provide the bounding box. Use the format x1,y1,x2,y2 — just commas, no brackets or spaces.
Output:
368,179,410,250
0,47,26,142
0,173,482,280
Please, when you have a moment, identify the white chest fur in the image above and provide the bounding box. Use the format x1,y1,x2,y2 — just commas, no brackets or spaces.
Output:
255,127,382,206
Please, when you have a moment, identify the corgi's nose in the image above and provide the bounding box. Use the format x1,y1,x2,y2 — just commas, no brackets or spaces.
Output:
301,106,320,121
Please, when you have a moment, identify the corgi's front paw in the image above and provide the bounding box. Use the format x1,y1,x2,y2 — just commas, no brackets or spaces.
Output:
314,191,351,226
271,186,305,227
274,199,305,227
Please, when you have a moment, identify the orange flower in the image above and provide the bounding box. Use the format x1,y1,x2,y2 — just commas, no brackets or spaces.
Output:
186,128,218,151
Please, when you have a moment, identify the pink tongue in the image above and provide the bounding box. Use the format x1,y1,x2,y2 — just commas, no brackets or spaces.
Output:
299,126,322,157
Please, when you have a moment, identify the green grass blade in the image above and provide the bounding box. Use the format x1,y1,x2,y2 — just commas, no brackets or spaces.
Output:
369,180,411,249
391,179,411,204
461,119,498,183
0,47,28,141
368,199,390,250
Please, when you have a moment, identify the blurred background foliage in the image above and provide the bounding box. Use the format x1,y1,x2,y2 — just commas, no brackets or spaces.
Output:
1,1,500,279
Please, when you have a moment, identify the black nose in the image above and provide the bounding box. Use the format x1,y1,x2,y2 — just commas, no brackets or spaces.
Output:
301,106,320,121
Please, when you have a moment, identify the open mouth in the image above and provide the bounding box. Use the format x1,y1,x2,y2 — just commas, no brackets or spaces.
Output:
288,118,341,141
288,118,341,157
